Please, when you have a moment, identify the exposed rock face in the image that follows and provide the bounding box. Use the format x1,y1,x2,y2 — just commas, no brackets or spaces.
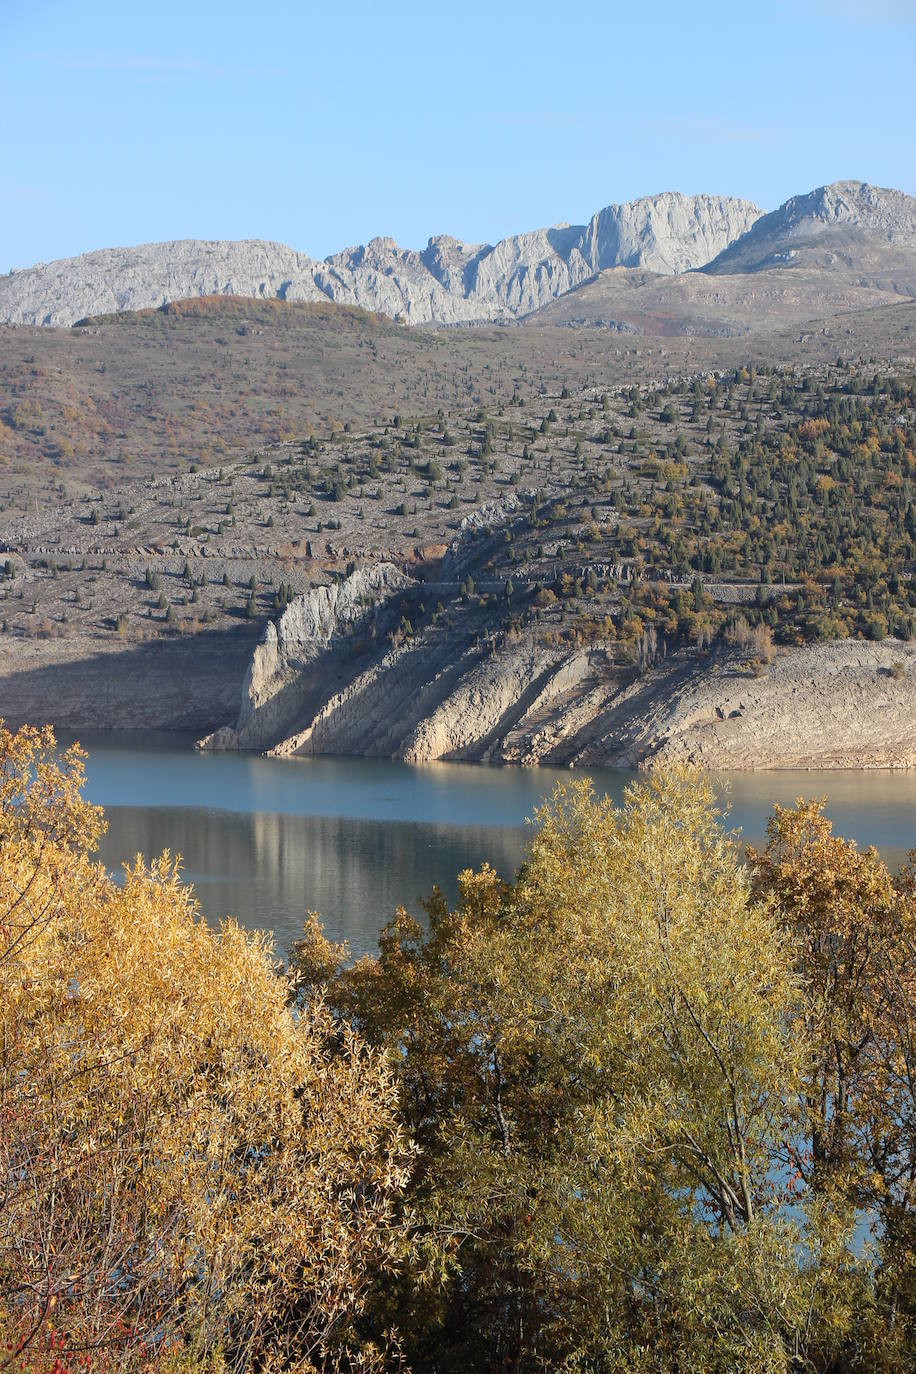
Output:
201,563,412,751
639,640,916,770
0,192,762,328
583,192,764,275
398,646,596,764
705,181,916,275
200,575,916,771
0,240,327,328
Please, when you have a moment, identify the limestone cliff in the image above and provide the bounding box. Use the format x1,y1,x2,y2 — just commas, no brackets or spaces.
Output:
200,563,412,751
0,192,762,327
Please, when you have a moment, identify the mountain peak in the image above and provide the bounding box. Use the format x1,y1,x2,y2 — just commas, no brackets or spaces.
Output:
705,181,916,274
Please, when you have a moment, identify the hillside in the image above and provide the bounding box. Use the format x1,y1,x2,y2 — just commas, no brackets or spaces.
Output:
2,293,916,510
525,262,912,335
2,355,916,769
0,296,720,500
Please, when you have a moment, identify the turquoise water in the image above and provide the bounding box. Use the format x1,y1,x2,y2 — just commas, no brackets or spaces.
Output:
64,733,916,960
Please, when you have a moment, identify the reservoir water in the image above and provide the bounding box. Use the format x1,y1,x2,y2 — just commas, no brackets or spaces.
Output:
65,732,916,960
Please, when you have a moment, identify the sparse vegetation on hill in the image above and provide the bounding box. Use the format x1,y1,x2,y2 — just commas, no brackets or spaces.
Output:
0,299,698,496
1,294,914,503
2,357,914,657
0,295,911,763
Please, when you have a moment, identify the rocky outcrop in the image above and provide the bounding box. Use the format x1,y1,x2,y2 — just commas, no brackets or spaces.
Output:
400,647,597,763
582,193,765,275
0,192,762,328
200,563,412,751
0,240,326,328
638,640,916,770
515,639,916,770
201,621,916,770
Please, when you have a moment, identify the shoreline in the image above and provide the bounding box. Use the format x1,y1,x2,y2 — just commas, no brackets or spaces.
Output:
4,630,916,773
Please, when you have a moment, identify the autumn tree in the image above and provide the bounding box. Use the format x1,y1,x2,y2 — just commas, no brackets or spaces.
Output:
294,771,874,1373
750,803,916,1363
0,723,410,1374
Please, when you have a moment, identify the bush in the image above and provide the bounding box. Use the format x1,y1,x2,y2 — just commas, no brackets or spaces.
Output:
726,614,775,663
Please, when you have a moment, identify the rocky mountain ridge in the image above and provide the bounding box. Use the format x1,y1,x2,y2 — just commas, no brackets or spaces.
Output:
0,191,764,327
5,181,915,331
704,180,916,275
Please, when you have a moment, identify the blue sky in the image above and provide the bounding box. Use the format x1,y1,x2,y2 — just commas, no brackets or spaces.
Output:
2,0,914,272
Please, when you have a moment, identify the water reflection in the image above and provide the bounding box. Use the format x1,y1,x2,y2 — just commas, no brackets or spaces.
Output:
66,731,633,828
717,770,916,872
100,806,530,960
69,732,916,958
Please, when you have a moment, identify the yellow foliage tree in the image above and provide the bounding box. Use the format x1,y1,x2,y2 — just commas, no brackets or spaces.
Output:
0,724,410,1374
750,801,916,1360
296,771,874,1373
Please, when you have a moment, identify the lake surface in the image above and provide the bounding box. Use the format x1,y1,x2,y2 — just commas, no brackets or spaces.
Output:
63,732,916,960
